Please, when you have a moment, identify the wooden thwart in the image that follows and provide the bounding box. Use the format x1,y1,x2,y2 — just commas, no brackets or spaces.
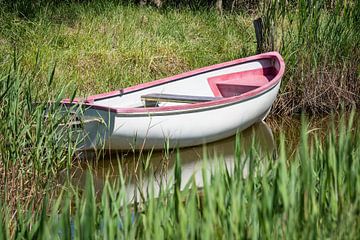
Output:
141,93,222,104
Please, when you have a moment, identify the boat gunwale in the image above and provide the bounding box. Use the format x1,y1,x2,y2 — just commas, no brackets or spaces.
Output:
62,51,285,114
115,81,280,117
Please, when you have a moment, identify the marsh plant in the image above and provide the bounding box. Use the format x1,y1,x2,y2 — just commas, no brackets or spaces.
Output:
0,113,359,239
0,54,79,217
261,0,360,114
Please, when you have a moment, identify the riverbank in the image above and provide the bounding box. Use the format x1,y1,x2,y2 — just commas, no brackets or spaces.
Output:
0,1,358,115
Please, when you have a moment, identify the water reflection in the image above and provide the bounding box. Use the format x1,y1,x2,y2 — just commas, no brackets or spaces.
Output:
64,121,276,201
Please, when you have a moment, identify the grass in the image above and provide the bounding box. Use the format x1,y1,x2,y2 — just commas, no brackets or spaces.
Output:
0,1,358,115
0,56,79,218
0,2,255,97
263,0,360,114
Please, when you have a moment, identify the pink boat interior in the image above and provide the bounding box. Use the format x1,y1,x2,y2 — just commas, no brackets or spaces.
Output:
207,67,278,98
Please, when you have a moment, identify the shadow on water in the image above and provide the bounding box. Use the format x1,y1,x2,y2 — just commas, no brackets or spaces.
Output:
59,120,276,201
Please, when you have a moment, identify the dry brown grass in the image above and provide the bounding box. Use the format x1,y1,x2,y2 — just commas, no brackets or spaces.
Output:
273,61,360,116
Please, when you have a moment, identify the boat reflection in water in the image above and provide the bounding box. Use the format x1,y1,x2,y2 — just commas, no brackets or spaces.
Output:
66,121,276,202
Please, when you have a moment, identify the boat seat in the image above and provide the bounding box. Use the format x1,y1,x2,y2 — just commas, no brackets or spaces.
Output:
216,83,262,97
141,93,222,105
207,69,275,97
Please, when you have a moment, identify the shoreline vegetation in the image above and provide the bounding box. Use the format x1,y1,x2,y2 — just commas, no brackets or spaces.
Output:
0,0,359,238
0,0,359,115
1,78,359,238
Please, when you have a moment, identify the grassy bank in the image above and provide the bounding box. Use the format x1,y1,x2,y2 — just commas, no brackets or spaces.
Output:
0,2,255,97
0,0,359,115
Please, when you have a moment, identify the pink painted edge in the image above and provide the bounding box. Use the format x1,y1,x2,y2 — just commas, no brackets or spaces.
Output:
61,51,285,114
207,67,275,97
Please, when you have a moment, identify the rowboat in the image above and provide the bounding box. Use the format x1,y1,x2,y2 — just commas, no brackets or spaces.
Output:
62,51,285,150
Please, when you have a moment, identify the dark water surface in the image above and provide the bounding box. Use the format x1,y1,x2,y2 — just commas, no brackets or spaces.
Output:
62,121,275,200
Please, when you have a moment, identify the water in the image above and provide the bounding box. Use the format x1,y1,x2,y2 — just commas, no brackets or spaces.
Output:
62,121,276,202
58,113,359,203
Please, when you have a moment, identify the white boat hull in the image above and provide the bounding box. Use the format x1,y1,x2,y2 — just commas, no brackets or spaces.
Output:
63,52,285,150
75,82,279,150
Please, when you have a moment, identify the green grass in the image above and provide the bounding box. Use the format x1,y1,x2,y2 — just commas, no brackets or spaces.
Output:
0,1,357,114
263,0,360,114
0,56,79,218
0,2,255,97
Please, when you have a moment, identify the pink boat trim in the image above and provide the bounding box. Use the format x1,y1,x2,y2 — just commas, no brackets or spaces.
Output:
207,67,277,97
62,52,285,114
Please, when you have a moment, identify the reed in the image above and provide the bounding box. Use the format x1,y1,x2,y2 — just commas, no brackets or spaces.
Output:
262,0,360,114
0,53,79,221
0,112,359,239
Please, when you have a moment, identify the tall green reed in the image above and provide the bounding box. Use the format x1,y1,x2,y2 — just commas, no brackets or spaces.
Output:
0,52,79,219
1,113,359,239
261,0,359,114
